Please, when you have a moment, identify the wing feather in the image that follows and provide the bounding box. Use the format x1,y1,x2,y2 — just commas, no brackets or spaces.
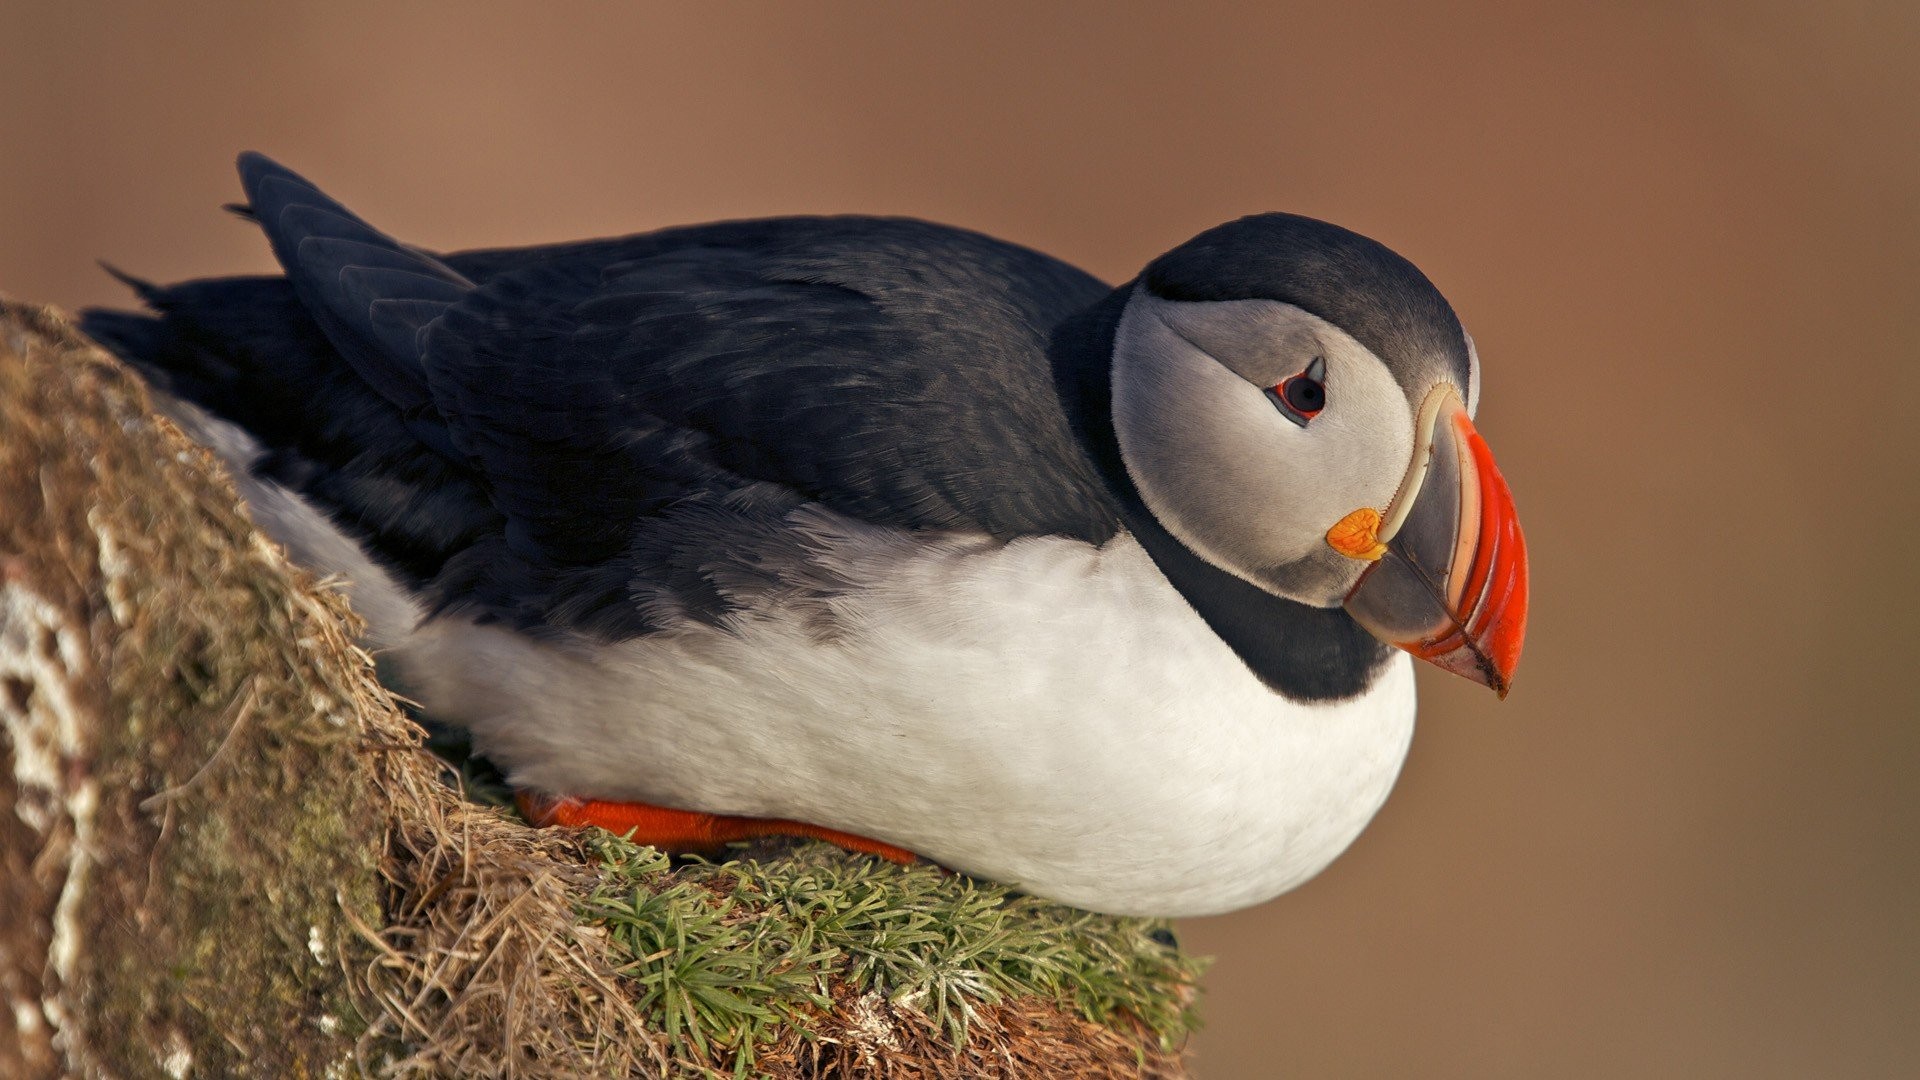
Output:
95,154,1123,638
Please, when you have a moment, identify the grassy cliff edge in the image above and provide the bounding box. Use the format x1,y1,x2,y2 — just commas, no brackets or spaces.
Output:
0,301,1200,1078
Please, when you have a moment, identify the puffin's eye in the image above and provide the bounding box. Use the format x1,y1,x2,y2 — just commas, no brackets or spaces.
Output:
1266,356,1327,427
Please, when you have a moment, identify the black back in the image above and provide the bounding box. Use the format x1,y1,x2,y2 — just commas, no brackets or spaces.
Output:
84,155,1120,639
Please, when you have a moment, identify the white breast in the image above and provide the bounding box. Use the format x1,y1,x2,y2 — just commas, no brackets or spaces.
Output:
392,506,1416,917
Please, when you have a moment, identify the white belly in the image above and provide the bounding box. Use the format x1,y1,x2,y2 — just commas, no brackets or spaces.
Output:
394,508,1416,917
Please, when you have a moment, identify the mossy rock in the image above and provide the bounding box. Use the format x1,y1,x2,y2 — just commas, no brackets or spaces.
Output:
0,301,1201,1078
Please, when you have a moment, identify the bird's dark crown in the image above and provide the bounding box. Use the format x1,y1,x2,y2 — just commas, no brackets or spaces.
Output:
1141,212,1470,393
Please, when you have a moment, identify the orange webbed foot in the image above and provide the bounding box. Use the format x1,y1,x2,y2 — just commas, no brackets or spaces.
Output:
514,789,919,865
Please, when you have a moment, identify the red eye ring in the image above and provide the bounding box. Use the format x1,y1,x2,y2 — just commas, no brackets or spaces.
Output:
1265,356,1327,427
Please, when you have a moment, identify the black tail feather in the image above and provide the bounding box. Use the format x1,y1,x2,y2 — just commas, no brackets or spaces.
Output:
81,266,500,588
96,261,163,304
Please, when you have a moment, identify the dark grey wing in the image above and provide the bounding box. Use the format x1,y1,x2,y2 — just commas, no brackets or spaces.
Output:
109,155,1122,637
414,225,1127,634
425,237,1124,552
236,152,473,458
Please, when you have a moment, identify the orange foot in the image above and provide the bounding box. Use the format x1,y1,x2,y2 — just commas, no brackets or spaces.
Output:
515,790,918,865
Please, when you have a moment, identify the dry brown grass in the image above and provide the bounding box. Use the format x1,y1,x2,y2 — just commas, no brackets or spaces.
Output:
345,714,672,1076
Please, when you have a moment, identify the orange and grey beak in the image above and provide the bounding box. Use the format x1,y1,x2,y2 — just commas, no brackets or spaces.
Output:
1336,386,1529,696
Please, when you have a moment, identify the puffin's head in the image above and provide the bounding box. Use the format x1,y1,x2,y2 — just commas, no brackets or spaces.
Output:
1110,213,1528,694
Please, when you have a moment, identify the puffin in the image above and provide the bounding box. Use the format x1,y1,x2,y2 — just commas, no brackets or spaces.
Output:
82,154,1527,918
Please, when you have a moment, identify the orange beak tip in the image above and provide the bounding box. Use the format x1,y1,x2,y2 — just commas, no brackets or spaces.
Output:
1344,392,1529,700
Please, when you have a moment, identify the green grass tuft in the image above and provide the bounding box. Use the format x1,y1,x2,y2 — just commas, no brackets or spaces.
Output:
579,832,1206,1074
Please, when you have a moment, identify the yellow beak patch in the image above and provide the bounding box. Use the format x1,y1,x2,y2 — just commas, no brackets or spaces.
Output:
1326,507,1388,562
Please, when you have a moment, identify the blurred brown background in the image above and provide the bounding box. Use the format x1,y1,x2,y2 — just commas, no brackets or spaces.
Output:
4,2,1915,1076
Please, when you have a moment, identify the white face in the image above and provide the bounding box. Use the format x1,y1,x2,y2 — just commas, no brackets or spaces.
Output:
1110,288,1418,607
